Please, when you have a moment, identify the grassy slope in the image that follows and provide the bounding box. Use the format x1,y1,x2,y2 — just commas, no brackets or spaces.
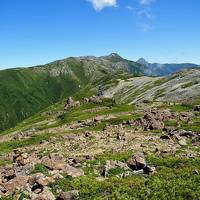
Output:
0,61,87,131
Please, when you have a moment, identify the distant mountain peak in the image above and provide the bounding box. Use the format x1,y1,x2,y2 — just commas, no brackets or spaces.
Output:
101,53,124,62
137,58,149,66
108,53,121,58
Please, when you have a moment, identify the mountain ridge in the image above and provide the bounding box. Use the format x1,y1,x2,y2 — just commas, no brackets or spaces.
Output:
0,54,143,131
137,57,199,76
0,53,199,132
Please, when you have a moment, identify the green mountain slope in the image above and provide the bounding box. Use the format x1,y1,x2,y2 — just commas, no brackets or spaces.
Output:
0,54,144,131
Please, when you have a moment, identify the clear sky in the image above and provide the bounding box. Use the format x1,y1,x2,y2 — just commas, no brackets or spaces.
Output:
0,0,200,69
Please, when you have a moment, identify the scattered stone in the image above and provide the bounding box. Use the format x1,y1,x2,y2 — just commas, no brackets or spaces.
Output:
31,186,55,200
127,152,146,171
179,112,193,121
178,138,187,146
144,166,156,175
13,150,30,166
132,111,165,130
89,95,102,103
58,190,79,200
194,105,200,112
63,165,84,178
0,165,15,182
94,116,104,122
41,154,66,170
64,97,81,110
1,176,29,194
13,162,34,176
160,135,170,140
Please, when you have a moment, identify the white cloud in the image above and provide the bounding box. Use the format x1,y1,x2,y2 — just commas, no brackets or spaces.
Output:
136,7,153,19
88,0,117,11
139,0,154,6
141,23,151,32
127,5,133,11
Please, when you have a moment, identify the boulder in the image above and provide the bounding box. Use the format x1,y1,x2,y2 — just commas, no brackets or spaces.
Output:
144,166,156,175
31,186,55,200
132,112,165,130
64,97,81,110
13,150,30,166
178,138,187,146
1,176,29,194
144,113,165,130
127,152,146,170
63,165,84,178
194,105,200,112
41,154,66,170
0,165,15,182
13,162,34,176
58,190,79,200
94,116,104,122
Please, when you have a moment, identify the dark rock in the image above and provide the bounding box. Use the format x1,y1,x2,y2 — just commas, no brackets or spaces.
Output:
160,135,170,140
127,152,146,170
144,165,156,175
194,105,200,112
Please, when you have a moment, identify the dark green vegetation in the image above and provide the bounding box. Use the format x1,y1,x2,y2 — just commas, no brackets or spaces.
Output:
0,65,84,131
49,153,200,199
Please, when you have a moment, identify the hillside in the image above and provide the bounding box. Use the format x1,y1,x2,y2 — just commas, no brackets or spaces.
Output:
0,54,144,131
0,91,200,199
104,68,200,104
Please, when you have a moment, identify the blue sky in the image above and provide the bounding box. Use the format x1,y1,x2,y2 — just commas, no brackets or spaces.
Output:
0,0,200,69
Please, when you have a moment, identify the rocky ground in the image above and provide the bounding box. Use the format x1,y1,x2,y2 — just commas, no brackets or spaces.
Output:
0,96,200,199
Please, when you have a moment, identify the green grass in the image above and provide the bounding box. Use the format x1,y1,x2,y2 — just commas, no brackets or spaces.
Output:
30,163,50,176
161,103,193,112
107,167,125,177
181,116,200,132
164,119,178,127
0,132,55,154
0,159,12,166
